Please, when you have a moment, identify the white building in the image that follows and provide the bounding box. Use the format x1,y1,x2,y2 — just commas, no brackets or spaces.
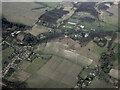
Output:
80,25,85,29
68,22,76,25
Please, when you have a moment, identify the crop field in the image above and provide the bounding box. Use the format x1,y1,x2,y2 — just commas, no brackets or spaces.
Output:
24,58,48,74
43,42,93,67
74,41,102,68
2,2,53,26
7,57,48,82
25,25,50,36
26,56,82,88
7,60,31,82
88,79,115,88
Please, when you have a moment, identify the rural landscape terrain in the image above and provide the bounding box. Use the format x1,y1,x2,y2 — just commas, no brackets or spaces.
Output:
1,1,120,88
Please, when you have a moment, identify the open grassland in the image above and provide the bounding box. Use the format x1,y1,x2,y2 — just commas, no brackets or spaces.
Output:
88,79,115,88
26,56,82,88
2,2,53,26
25,25,50,36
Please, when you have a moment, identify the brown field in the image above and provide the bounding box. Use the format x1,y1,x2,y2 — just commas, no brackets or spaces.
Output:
43,42,93,67
50,38,105,68
109,69,120,80
14,70,31,81
26,56,82,88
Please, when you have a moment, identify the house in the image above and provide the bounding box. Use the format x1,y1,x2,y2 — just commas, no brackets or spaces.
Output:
85,33,89,38
80,25,85,29
17,33,25,41
68,22,76,25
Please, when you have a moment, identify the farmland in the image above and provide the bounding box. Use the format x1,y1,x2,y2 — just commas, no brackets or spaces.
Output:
26,56,82,88
88,79,115,88
25,25,50,36
24,58,48,74
2,2,119,89
2,47,14,68
43,42,93,67
2,2,53,26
